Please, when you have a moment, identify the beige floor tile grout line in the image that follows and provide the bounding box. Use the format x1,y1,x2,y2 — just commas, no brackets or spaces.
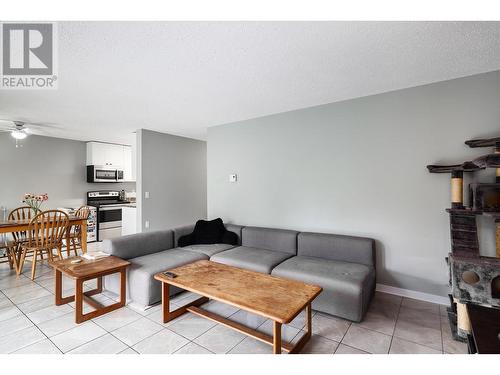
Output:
387,296,404,354
0,287,64,354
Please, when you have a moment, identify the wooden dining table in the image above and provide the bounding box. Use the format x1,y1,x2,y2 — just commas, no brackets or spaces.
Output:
0,215,88,271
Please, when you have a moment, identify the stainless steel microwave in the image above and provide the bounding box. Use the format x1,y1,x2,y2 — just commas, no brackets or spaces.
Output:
87,165,124,183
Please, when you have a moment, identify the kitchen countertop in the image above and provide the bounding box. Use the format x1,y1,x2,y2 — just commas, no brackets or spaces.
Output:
122,204,136,208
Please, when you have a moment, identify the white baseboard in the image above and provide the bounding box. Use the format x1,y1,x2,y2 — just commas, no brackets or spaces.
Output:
376,283,449,306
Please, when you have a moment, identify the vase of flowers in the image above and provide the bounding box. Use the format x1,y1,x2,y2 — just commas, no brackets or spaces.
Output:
23,193,49,216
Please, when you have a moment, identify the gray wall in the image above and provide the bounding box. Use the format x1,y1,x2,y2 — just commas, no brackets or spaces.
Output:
207,70,500,297
0,134,135,214
137,129,207,232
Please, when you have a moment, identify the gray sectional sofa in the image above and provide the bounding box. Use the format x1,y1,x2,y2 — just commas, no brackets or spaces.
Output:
103,223,375,322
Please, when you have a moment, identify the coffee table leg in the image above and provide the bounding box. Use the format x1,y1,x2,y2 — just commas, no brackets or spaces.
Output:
162,282,170,323
273,321,282,354
75,279,84,323
286,303,312,354
306,303,312,333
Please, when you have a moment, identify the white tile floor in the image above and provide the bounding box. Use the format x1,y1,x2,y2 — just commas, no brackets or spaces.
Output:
0,249,469,354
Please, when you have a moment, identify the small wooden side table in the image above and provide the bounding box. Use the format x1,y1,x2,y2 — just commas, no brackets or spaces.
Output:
49,255,130,323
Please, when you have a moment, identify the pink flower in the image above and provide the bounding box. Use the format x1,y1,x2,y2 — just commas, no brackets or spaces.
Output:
21,193,47,210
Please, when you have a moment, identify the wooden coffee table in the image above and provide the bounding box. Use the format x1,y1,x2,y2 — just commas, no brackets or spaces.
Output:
49,255,130,323
154,260,322,354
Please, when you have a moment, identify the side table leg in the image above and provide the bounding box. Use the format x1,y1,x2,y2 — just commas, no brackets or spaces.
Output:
55,269,63,305
119,268,126,307
96,276,103,293
273,321,282,354
75,279,84,323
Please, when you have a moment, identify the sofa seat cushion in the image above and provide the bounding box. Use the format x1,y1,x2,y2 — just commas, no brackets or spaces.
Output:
179,243,236,257
104,248,207,307
210,246,293,274
271,256,375,322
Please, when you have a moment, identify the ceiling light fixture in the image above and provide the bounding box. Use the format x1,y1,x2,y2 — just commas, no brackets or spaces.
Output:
11,129,27,140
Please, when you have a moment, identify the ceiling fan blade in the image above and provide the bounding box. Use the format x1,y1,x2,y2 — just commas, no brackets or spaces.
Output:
25,122,62,129
0,119,62,129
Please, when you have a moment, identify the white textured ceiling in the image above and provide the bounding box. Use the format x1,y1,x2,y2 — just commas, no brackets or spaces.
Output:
2,21,500,144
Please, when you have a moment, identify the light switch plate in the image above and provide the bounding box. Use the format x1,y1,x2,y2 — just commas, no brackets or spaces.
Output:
229,174,237,183
145,220,150,228
145,191,150,199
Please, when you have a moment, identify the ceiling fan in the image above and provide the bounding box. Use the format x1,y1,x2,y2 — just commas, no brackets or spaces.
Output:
0,119,58,147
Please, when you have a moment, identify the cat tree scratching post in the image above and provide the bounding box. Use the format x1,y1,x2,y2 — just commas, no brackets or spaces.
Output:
451,170,464,209
427,162,480,340
429,137,500,344
496,146,500,257
451,171,474,336
449,170,470,338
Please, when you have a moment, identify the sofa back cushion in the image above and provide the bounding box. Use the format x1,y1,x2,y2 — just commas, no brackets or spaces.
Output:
225,224,243,245
173,225,195,247
298,232,375,267
241,226,298,255
103,229,174,259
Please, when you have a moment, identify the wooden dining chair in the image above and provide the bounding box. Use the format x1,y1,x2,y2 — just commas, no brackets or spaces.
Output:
7,206,34,272
18,210,69,280
67,205,91,256
0,241,14,270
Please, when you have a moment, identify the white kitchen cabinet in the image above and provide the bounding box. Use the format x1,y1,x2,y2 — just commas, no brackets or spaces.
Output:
123,146,132,181
86,142,107,166
86,141,135,181
106,144,125,167
87,142,124,167
130,140,137,181
121,206,137,235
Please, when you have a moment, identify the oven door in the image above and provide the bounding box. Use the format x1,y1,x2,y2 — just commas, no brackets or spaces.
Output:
98,206,122,240
99,226,122,240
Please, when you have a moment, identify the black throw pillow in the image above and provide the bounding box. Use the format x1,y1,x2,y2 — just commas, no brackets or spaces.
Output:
193,218,226,244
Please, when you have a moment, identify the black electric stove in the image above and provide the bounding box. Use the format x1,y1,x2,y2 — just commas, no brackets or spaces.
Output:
87,191,131,241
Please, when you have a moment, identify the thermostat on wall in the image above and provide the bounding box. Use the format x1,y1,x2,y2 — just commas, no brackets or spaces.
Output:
229,174,237,183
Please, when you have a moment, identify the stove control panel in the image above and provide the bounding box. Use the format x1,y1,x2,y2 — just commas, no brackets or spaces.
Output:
88,191,119,198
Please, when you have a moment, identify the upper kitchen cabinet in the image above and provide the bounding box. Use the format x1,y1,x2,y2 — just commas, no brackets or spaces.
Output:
122,145,133,181
86,141,136,182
